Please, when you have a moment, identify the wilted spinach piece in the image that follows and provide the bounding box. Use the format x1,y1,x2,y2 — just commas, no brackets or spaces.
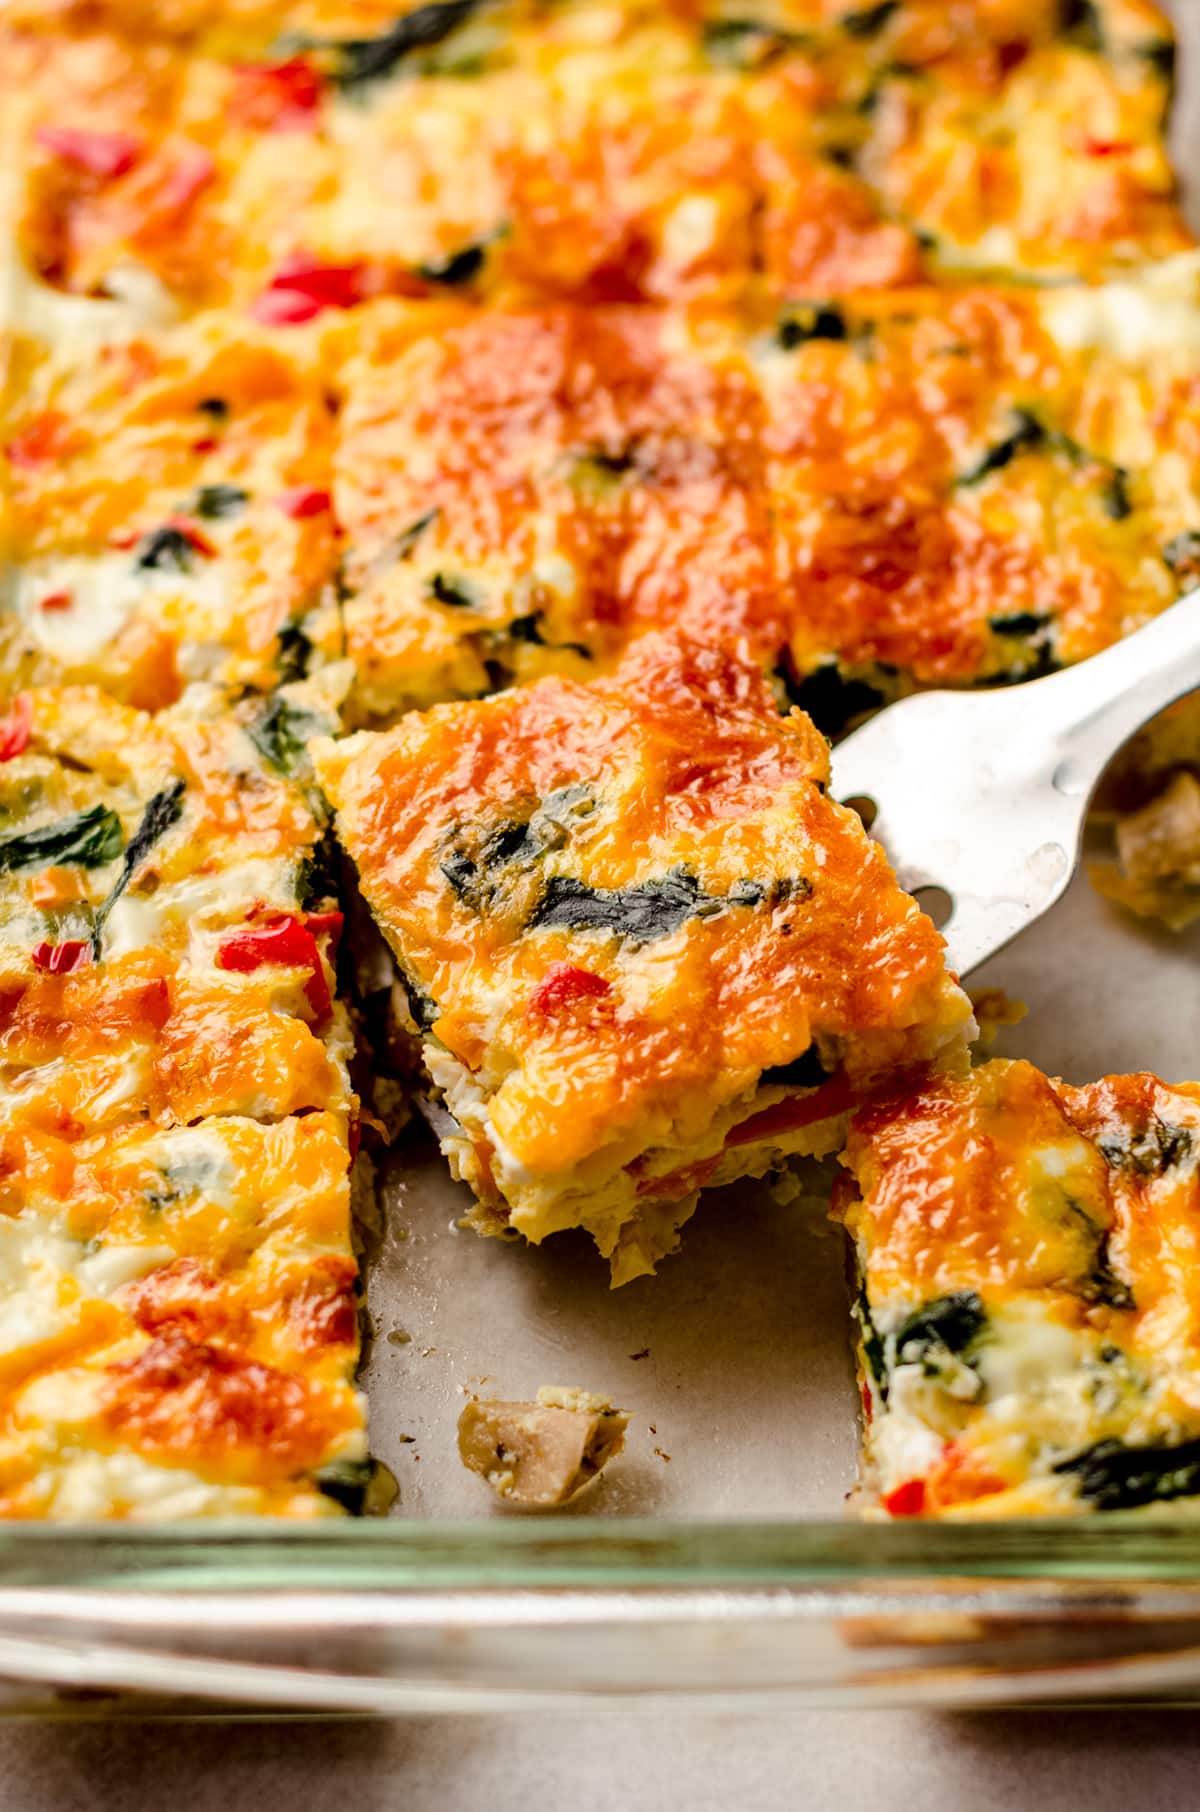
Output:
192,483,248,519
959,408,1047,485
856,1286,889,1402
530,869,739,944
701,17,803,68
275,619,314,684
990,611,1052,638
778,660,889,736
1140,38,1176,84
840,0,897,36
777,302,849,350
416,241,488,285
1082,1229,1135,1311
135,525,197,574
325,0,482,87
314,1457,375,1515
1054,1435,1200,1510
1098,1115,1194,1177
298,828,342,911
893,1291,986,1367
247,697,325,776
0,805,124,874
90,779,185,956
1099,467,1132,521
1059,0,1104,52
428,572,480,608
1163,530,1200,594
759,1043,831,1090
440,787,596,910
196,396,229,420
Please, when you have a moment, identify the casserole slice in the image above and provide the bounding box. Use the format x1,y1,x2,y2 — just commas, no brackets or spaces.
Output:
837,1058,1200,1517
2,315,336,712
314,631,973,1285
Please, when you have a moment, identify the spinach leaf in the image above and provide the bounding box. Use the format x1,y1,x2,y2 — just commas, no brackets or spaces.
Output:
135,526,197,574
0,805,124,874
893,1291,986,1366
192,483,248,520
530,870,711,944
840,1,897,37
1054,1435,1200,1510
314,1458,375,1515
1083,1229,1135,1310
416,241,488,285
701,17,802,69
1099,467,1132,521
196,396,229,420
247,697,325,776
856,1286,889,1402
1098,1116,1194,1177
1059,0,1104,52
325,0,482,88
777,660,890,736
959,408,1047,485
428,572,480,608
777,302,849,350
759,1043,831,1089
275,619,314,684
1141,38,1176,83
90,779,185,956
1163,530,1200,594
989,611,1052,638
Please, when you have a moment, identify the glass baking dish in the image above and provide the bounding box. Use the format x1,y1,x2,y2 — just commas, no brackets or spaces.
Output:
2,2,1199,1721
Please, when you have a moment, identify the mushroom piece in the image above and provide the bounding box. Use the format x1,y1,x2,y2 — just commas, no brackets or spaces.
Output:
457,1387,629,1507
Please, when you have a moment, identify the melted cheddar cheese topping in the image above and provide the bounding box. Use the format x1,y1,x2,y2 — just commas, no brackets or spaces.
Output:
840,1060,1200,1518
315,631,972,1282
322,279,1200,727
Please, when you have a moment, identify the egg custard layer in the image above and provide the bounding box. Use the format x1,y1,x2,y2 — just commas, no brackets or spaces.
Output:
838,1059,1200,1519
0,683,367,1517
314,631,974,1285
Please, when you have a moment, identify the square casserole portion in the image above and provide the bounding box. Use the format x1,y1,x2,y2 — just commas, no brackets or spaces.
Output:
314,631,973,1285
837,1057,1200,1518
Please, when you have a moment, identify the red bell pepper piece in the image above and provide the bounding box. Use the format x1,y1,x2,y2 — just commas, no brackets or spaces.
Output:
527,963,611,1016
6,411,78,469
276,486,332,519
0,695,33,762
35,125,142,179
230,57,322,132
250,253,366,324
31,939,92,974
881,1477,927,1518
216,914,332,1022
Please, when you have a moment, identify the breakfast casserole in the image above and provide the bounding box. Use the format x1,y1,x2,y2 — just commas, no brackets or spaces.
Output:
0,682,367,1515
0,0,1187,328
837,1059,1200,1519
313,631,974,1284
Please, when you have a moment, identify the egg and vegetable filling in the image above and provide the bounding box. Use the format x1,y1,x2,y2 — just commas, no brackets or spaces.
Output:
0,684,366,1516
322,272,1200,729
838,1059,1200,1519
1,316,336,712
314,631,973,1285
0,0,1186,327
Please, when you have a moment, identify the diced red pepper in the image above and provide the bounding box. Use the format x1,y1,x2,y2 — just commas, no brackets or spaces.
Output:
216,915,331,1023
39,590,73,612
164,516,217,557
276,486,332,519
250,253,366,325
881,1477,927,1518
230,57,323,133
31,939,92,975
303,909,344,950
1083,137,1132,157
724,1069,854,1147
527,963,611,1016
155,144,215,218
6,411,78,469
35,125,142,180
0,695,33,762
191,436,218,454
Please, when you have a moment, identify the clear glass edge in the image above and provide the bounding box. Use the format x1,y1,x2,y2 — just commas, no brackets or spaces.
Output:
2,1516,1200,1591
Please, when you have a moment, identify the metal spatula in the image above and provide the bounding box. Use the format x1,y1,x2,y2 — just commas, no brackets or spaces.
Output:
831,599,1200,976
